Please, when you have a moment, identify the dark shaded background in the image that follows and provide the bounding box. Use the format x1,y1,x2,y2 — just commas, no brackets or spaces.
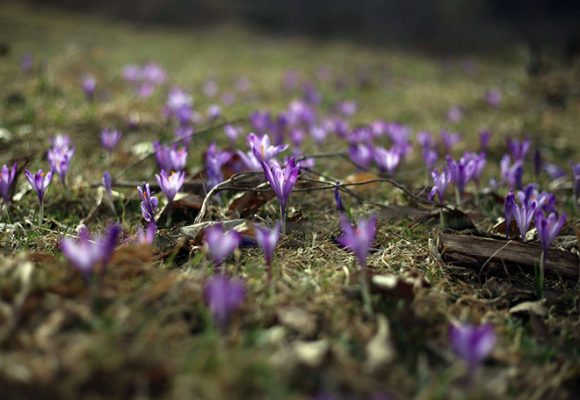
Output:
24,0,580,54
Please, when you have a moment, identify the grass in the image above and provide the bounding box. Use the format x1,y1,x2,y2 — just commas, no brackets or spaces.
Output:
1,2,580,399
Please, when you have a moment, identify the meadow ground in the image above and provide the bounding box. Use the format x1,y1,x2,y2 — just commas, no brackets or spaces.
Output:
0,2,579,399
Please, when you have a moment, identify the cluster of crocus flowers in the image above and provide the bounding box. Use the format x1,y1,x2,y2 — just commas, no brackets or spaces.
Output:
154,142,188,172
25,169,53,224
155,170,185,203
137,183,159,225
122,62,166,97
449,322,496,376
260,156,300,234
254,222,280,282
61,224,121,284
337,214,377,315
47,134,75,185
203,223,241,270
164,87,193,126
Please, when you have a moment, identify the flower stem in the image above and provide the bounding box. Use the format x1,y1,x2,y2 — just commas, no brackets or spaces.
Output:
537,250,545,298
4,204,13,224
280,205,287,235
358,262,374,317
38,200,44,225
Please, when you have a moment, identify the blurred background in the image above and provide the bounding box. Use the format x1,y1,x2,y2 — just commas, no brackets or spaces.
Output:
27,0,580,55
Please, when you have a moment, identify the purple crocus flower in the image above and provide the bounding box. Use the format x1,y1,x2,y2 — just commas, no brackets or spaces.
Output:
250,111,273,135
204,224,241,268
479,130,491,150
164,87,192,123
348,143,373,170
535,210,566,253
504,192,516,238
207,104,221,122
224,124,240,143
334,182,345,213
423,148,438,170
543,163,566,180
441,130,461,152
385,122,412,158
102,171,112,197
170,146,187,172
310,125,328,145
82,75,96,101
61,224,121,282
255,222,280,278
0,163,17,204
137,183,159,224
337,214,377,268
485,88,502,107
337,100,357,117
511,192,537,240
100,129,122,153
449,322,496,373
156,170,185,202
25,169,53,223
248,133,288,162
374,147,401,175
141,62,166,85
204,275,245,330
237,150,262,171
260,156,300,233
205,143,232,190
507,137,530,161
153,142,173,172
429,169,450,203
572,163,580,207
47,147,74,184
446,155,476,200
500,155,524,190
416,131,434,150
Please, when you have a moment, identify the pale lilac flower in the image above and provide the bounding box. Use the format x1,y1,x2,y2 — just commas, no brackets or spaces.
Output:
100,129,121,153
248,133,288,162
543,163,566,179
141,63,166,85
337,215,377,268
205,275,245,329
500,155,523,190
260,156,300,233
441,130,461,152
204,224,241,267
254,222,280,269
447,106,463,123
82,75,96,101
175,126,194,147
61,224,121,281
237,150,262,171
510,191,537,240
47,147,74,184
423,148,438,170
479,130,491,150
207,104,221,121
416,131,434,149
170,146,187,171
374,147,401,175
283,70,300,91
21,53,33,73
429,169,450,203
156,170,185,202
235,76,251,92
137,183,158,224
337,100,357,117
224,124,240,142
122,64,141,82
310,125,328,144
449,323,495,372
289,128,305,148
136,223,157,245
203,79,218,97
287,100,315,126
485,88,502,107
50,134,72,149
386,123,412,158
153,142,173,172
250,111,273,134
222,92,235,105
507,137,530,161
0,163,17,204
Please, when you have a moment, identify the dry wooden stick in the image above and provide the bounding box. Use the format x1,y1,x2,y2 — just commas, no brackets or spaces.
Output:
439,233,579,281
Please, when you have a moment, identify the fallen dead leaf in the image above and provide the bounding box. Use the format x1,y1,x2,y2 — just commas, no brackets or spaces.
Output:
277,307,317,337
365,315,394,371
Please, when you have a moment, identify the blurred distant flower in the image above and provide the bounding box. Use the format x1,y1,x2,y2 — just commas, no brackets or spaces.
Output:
416,131,434,150
441,130,461,153
204,224,241,268
153,142,187,172
25,169,52,224
374,147,401,175
122,63,165,97
207,104,221,121
446,155,476,200
21,53,33,73
504,191,515,238
100,129,121,153
0,163,17,204
235,76,251,92
164,87,193,125
82,75,96,101
137,182,158,224
573,163,580,208
222,92,236,105
462,152,487,186
337,100,357,117
449,322,495,373
337,214,377,269
507,137,530,161
156,170,185,203
283,70,300,91
203,79,218,97
48,135,75,184
485,88,502,107
250,111,273,135
137,222,157,245
248,133,288,162
334,182,345,213
287,100,315,126
385,123,412,158
429,168,450,203
500,154,524,190
255,222,280,279
260,156,300,234
237,150,261,171
310,125,328,145
141,62,166,85
447,106,463,123
61,224,121,282
543,163,566,180
290,128,305,148
205,143,232,190
175,126,194,147
205,275,245,330
479,130,491,150
224,124,240,143
348,143,373,170
50,134,72,149
303,83,321,105
102,171,112,197
423,148,438,170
